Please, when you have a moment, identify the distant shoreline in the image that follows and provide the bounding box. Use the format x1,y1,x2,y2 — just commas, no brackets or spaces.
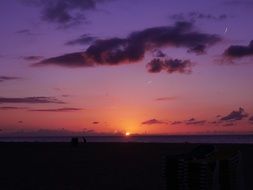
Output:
0,134,253,144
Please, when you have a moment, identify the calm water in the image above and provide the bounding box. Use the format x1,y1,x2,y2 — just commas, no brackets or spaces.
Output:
0,135,253,143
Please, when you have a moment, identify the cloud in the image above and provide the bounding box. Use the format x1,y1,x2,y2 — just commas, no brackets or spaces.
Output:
141,119,167,125
0,97,65,104
152,49,166,58
249,116,253,121
146,58,193,74
187,44,207,54
185,118,206,125
34,52,89,67
34,21,221,69
187,120,206,125
171,121,182,125
155,96,177,101
220,107,248,121
23,56,43,61
171,118,206,126
65,34,97,45
0,107,27,110
22,0,112,27
29,107,82,112
92,121,99,124
170,12,228,21
0,76,22,83
223,40,253,59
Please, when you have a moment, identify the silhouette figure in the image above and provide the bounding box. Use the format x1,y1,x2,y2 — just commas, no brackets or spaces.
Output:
82,136,87,143
71,137,79,147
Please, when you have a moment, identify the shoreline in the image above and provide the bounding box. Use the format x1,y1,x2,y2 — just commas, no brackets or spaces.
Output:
0,143,252,189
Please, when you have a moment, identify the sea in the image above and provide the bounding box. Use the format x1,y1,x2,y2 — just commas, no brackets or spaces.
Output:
0,135,253,144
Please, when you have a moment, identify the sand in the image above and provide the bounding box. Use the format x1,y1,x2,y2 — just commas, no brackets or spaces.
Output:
0,142,252,190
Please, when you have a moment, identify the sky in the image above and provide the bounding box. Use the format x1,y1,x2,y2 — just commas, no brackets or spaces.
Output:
1,0,253,136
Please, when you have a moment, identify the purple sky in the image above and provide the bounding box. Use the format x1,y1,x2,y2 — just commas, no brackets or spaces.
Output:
1,0,253,136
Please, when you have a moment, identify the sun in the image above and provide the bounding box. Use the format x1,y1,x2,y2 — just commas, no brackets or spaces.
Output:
125,132,131,136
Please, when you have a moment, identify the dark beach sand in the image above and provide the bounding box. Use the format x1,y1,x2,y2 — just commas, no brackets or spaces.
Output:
0,142,252,190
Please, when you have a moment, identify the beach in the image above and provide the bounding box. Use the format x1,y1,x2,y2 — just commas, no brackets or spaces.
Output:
0,142,252,190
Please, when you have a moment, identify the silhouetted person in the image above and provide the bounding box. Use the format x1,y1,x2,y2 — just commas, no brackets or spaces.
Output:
82,136,87,143
71,137,79,147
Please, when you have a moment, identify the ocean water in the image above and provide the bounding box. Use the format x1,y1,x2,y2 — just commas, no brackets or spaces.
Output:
0,135,253,143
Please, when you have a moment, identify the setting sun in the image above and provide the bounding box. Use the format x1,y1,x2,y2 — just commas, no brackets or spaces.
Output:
125,132,131,136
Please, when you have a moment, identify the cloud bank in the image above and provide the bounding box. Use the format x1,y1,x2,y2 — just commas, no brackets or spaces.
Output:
220,107,248,121
146,58,193,74
23,56,43,61
171,12,228,22
22,0,113,27
0,97,65,104
0,107,27,110
29,107,83,112
185,118,206,125
0,76,21,83
223,40,253,59
155,96,177,101
34,21,221,74
141,119,167,125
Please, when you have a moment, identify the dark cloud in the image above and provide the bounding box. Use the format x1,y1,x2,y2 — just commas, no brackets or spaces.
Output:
209,120,223,125
220,107,248,121
223,40,253,59
187,118,195,122
23,56,43,61
34,21,221,69
146,58,193,74
0,107,27,110
249,116,253,121
141,119,167,125
92,121,99,124
0,76,22,83
170,12,228,21
22,0,112,27
29,107,82,112
65,34,97,45
155,96,177,101
187,44,206,54
0,97,65,104
186,119,206,125
152,49,166,58
171,121,182,125
171,118,206,126
34,52,90,67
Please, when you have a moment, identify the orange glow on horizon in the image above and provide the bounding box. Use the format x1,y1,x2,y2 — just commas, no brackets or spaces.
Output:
125,132,131,136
